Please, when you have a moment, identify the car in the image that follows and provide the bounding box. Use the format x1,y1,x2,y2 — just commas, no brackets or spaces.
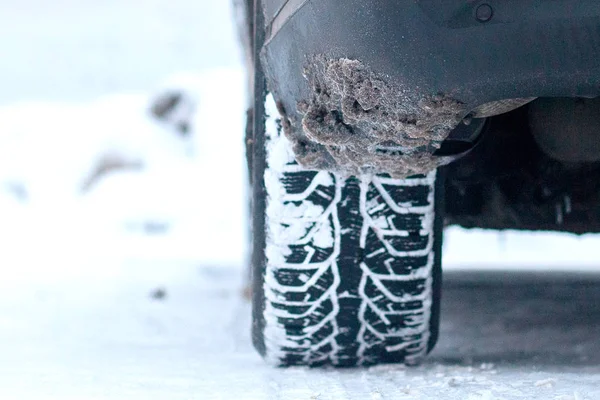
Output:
235,0,600,367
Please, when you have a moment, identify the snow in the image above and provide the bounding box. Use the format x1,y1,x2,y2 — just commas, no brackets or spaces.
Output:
2,265,600,399
0,67,247,269
0,0,241,105
0,1,599,398
443,227,600,270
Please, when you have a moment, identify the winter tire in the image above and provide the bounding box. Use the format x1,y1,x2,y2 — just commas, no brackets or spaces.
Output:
248,0,443,368
250,95,443,367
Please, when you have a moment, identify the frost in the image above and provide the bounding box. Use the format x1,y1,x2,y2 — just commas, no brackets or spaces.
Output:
279,57,466,177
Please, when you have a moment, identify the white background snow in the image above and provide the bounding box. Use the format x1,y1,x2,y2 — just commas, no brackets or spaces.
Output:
0,1,598,399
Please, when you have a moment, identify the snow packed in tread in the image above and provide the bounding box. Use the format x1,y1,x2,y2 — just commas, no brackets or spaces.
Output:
261,94,438,367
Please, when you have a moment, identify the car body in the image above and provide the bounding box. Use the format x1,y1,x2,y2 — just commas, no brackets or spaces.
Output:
238,0,600,366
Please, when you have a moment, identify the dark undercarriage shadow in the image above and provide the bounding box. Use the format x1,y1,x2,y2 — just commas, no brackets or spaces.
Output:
427,269,600,369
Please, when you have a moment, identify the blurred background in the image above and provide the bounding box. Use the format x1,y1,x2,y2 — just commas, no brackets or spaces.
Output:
0,0,598,281
0,0,248,279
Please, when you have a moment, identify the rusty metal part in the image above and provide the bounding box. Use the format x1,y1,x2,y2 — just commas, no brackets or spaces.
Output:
470,98,536,118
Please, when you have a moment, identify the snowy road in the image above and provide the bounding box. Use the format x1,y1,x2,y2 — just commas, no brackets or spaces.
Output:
0,264,599,400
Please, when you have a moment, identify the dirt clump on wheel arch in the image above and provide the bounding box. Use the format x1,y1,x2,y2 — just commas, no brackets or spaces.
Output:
276,57,467,178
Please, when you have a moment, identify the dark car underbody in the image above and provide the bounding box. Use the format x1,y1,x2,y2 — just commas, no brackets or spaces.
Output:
238,0,600,234
445,103,600,234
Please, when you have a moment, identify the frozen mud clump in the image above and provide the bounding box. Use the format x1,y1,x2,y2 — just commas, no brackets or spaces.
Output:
282,57,467,177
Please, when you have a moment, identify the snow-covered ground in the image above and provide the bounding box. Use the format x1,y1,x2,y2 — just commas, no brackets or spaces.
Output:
0,0,241,105
2,264,600,400
0,1,599,399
